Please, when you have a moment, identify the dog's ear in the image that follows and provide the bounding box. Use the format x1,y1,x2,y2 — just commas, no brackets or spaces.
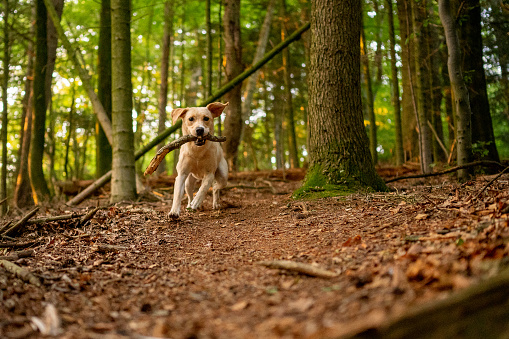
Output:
171,108,188,124
206,102,229,118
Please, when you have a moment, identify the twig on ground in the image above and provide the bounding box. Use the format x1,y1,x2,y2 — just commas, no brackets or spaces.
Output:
258,260,338,279
0,221,13,234
0,250,34,261
475,166,509,200
385,161,505,183
26,212,85,225
144,134,227,176
2,206,40,237
79,206,104,225
0,259,41,287
0,240,40,248
95,244,128,253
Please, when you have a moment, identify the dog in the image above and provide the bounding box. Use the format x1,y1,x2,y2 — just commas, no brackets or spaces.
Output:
168,102,229,218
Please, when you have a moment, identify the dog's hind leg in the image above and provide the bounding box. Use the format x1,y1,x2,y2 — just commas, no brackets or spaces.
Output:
213,158,228,209
189,173,215,211
185,175,197,209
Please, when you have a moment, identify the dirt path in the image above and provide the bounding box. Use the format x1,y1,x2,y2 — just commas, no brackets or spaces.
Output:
1,170,509,338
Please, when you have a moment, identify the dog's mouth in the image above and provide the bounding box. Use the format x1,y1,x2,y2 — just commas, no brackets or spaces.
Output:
194,137,206,146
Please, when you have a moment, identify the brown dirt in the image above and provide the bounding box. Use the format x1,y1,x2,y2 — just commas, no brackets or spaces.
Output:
1,167,509,338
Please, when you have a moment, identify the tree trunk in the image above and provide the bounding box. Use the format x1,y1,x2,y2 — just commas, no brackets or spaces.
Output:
223,0,243,171
305,0,386,193
216,0,223,136
274,83,285,169
30,0,51,203
64,87,75,179
110,0,136,202
460,0,499,163
361,16,377,165
14,6,35,209
280,0,300,169
411,0,433,174
439,0,472,181
1,0,10,215
396,0,419,162
96,0,112,178
386,0,404,166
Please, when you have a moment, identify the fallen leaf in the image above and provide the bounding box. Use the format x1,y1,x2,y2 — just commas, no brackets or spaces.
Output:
415,214,428,220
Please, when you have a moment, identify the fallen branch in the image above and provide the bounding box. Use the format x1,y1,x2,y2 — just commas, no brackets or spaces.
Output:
258,260,338,279
0,240,39,248
2,206,40,237
0,221,12,234
0,250,34,261
26,212,85,225
475,165,509,199
144,134,227,176
79,206,104,225
95,244,128,253
385,161,505,183
0,259,41,287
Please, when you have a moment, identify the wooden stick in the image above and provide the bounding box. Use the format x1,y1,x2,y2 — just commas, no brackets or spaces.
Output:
427,120,449,159
385,161,505,183
475,165,509,199
144,134,227,176
0,220,12,235
0,259,41,286
26,212,85,225
0,240,39,248
79,206,103,225
0,250,34,261
258,260,338,279
2,206,40,237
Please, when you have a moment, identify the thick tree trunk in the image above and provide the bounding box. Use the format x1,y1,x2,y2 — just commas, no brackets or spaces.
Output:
306,0,386,192
110,0,136,202
96,0,112,178
396,0,419,162
30,0,51,203
439,0,472,181
386,0,404,166
1,0,10,215
156,0,174,175
223,0,243,171
461,0,499,163
281,0,300,169
411,0,433,174
361,17,377,165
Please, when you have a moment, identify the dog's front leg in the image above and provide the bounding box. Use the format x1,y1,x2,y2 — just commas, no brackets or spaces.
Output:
169,173,188,218
189,173,215,211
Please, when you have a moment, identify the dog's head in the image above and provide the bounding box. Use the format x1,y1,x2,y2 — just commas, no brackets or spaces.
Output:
171,102,229,146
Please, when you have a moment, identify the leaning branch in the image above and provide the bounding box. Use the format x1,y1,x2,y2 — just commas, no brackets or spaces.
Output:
0,259,41,287
144,135,226,176
258,260,338,279
43,0,113,145
385,161,505,183
2,206,39,237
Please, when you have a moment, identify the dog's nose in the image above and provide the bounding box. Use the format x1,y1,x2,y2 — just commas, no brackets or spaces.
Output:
196,127,205,136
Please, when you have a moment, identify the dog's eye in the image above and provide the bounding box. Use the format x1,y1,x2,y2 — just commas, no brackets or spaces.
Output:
203,117,209,121
189,117,194,122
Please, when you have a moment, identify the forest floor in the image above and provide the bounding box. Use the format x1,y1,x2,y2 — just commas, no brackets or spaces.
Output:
1,165,509,339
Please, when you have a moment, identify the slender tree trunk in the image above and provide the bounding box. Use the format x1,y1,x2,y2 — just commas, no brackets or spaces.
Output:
411,0,433,173
1,0,10,215
439,0,472,181
206,0,212,98
373,0,383,89
216,0,223,136
396,0,419,162
30,0,51,203
46,99,57,191
361,17,377,165
223,0,243,170
156,0,174,175
386,0,404,165
460,0,499,163
110,0,136,202
281,0,300,168
96,0,112,178
64,87,75,179
305,0,386,192
430,20,446,162
14,6,35,209
274,82,285,169
179,7,186,107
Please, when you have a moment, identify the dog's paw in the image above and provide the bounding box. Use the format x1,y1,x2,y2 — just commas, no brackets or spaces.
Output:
168,211,180,219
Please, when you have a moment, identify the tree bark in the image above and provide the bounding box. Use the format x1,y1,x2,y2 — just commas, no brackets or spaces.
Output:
223,0,243,171
411,0,433,174
96,0,112,178
439,0,473,181
30,0,51,203
386,0,404,166
110,0,136,202
1,0,10,215
306,0,386,192
280,0,300,169
460,0,499,163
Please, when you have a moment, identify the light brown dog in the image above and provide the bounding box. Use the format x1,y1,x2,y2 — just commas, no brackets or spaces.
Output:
168,102,229,218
